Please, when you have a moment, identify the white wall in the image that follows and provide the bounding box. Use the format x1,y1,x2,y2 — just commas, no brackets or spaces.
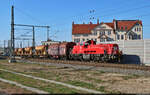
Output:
98,40,150,64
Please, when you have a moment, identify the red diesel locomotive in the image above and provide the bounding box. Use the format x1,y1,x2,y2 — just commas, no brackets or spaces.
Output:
71,40,122,62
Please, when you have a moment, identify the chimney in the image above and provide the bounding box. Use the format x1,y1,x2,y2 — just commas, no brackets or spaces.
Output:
97,19,99,24
113,19,117,30
72,21,74,25
89,22,92,24
113,19,115,22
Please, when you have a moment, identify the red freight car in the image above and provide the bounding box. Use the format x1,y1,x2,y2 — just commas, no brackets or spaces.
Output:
48,43,60,59
48,42,76,59
59,42,76,59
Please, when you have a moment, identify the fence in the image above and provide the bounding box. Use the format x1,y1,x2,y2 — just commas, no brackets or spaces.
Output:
98,40,150,65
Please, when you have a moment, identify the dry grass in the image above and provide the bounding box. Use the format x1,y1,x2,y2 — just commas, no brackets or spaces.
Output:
0,59,150,94
0,70,85,94
0,81,33,94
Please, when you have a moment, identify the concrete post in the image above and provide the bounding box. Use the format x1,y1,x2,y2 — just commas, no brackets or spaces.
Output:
143,40,146,64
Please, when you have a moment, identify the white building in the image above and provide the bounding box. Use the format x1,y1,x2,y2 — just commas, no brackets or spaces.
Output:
72,19,143,43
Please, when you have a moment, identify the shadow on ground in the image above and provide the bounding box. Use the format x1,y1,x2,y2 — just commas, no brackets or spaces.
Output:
122,54,141,65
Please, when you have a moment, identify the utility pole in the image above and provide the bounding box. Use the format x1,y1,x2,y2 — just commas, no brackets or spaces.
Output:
47,26,50,41
32,26,35,56
4,40,6,55
20,41,22,48
4,40,5,49
9,5,16,63
28,41,30,47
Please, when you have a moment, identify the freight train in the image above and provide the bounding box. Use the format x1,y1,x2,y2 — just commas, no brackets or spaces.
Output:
14,40,122,62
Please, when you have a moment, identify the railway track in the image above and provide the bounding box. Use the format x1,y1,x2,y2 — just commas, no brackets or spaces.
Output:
17,57,150,72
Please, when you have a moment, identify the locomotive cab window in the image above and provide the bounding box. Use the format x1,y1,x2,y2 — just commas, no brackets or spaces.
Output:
80,43,83,46
84,43,89,48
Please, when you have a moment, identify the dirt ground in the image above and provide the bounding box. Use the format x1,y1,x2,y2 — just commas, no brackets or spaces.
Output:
0,60,150,94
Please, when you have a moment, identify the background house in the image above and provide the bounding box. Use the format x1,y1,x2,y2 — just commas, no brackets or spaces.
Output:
72,19,143,43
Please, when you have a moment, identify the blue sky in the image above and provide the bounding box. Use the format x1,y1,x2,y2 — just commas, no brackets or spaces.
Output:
0,0,150,46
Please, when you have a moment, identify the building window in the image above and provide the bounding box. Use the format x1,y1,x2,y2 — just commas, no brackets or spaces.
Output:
121,35,124,40
83,34,88,37
93,31,97,35
100,38,105,42
125,26,127,30
133,35,137,39
108,30,111,35
139,27,141,31
82,38,85,41
129,35,132,40
74,34,80,37
107,38,112,41
117,35,120,40
74,39,80,43
138,35,141,39
135,28,136,31
121,27,123,30
94,39,97,42
100,30,105,35
137,27,139,31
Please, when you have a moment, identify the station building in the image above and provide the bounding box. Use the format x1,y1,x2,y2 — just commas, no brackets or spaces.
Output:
72,19,143,43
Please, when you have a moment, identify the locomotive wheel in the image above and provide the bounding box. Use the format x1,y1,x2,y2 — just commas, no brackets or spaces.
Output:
68,48,73,60
101,57,105,63
102,50,108,63
79,55,83,61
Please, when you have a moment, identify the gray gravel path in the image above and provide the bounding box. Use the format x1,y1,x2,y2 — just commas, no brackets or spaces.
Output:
0,78,48,94
0,92,9,95
17,60,150,76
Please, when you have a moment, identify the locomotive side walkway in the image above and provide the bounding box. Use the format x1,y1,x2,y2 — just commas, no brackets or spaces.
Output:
0,69,102,94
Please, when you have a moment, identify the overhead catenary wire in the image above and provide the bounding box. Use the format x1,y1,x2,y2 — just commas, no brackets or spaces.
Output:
10,3,117,29
10,1,150,43
9,0,150,28
122,12,150,20
14,2,150,25
45,0,134,26
95,4,150,18
12,5,50,46
50,4,150,29
14,6,47,25
50,4,150,27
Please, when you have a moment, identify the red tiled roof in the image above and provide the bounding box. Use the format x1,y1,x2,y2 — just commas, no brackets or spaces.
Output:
72,24,99,34
72,20,142,34
116,20,142,31
105,23,114,29
72,23,115,34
